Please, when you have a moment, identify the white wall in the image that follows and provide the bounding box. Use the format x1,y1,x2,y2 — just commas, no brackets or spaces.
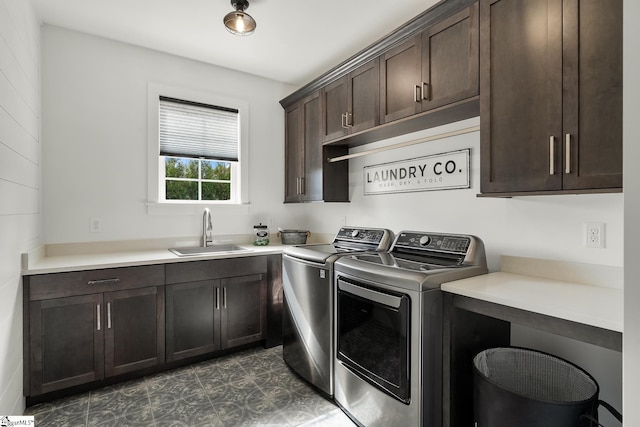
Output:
0,0,40,415
623,0,640,424
41,25,304,244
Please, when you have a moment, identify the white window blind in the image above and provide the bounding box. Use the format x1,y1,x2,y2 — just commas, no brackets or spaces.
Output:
159,96,239,162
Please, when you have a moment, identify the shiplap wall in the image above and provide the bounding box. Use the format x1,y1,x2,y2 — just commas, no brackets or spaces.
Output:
0,0,40,414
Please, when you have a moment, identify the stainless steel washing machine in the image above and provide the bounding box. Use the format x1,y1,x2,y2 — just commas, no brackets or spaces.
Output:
333,231,488,427
282,227,393,397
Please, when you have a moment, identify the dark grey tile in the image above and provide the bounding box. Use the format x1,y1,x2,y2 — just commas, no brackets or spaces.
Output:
211,400,266,427
109,407,160,427
147,369,205,406
86,410,119,427
152,391,221,427
25,346,354,427
88,393,151,425
33,407,88,427
255,382,300,408
147,363,194,381
28,397,89,426
193,357,245,384
89,378,148,400
25,392,91,422
199,366,258,395
240,355,291,378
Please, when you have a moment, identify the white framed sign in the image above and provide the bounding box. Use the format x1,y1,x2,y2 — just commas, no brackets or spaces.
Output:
363,149,470,195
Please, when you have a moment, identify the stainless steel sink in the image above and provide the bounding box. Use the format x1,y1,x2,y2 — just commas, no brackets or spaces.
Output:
169,244,251,257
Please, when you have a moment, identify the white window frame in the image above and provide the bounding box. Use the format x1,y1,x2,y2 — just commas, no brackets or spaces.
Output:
147,83,250,214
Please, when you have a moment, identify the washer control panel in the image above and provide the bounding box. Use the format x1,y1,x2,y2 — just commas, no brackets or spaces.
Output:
394,232,471,254
334,227,392,246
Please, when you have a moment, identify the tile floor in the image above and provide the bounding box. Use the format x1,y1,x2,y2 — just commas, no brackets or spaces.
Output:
24,345,356,426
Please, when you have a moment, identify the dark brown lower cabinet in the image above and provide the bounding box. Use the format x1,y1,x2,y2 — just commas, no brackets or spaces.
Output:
222,274,267,348
166,280,220,361
166,274,267,362
28,286,164,395
29,294,104,395
25,257,274,401
104,287,165,377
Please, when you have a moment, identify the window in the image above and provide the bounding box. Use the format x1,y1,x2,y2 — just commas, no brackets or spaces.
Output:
159,96,238,202
164,157,232,201
147,84,249,209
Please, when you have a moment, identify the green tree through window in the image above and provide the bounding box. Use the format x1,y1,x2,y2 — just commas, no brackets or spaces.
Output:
165,157,231,201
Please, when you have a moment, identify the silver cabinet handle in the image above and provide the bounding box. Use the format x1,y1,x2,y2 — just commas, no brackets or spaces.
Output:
215,287,220,310
295,177,300,195
565,133,571,174
87,278,120,286
341,113,347,129
300,177,305,195
421,82,429,101
549,136,556,175
345,112,352,128
223,287,227,309
414,84,421,103
97,304,101,331
107,302,112,329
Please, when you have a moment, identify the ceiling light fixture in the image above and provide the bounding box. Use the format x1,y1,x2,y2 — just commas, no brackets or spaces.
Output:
223,0,256,36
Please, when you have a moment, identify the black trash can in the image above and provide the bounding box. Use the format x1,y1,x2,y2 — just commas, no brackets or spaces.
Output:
473,347,621,427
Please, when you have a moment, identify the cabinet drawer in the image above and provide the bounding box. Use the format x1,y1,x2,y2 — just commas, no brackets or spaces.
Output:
165,256,268,284
28,265,165,301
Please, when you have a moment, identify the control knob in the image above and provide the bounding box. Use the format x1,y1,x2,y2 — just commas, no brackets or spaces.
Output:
419,235,431,246
351,230,360,238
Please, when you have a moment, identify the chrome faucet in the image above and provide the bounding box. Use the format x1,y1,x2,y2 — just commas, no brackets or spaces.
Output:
202,208,213,247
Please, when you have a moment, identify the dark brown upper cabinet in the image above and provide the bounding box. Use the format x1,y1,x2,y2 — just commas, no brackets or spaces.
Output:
280,0,479,151
421,4,479,111
284,101,304,203
323,59,380,142
479,0,622,195
381,4,479,124
380,36,422,123
284,91,349,203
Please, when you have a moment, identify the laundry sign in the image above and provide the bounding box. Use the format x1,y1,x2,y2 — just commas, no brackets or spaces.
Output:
363,149,470,195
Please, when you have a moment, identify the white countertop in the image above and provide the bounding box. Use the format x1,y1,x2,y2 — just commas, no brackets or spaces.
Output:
20,234,302,275
441,256,623,333
21,233,336,275
22,245,286,275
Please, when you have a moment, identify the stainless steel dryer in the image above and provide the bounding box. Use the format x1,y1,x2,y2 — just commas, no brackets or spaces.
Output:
282,227,393,398
333,231,488,427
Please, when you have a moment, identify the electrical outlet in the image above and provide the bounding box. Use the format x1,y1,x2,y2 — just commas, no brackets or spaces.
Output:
584,222,605,248
90,218,102,233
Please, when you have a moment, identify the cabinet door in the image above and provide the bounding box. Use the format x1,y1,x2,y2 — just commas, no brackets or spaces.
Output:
104,287,164,377
421,3,479,111
348,59,380,134
29,294,104,395
380,35,422,123
221,274,267,349
166,280,221,361
479,0,563,193
323,77,349,142
284,103,304,202
302,91,324,201
562,0,622,190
